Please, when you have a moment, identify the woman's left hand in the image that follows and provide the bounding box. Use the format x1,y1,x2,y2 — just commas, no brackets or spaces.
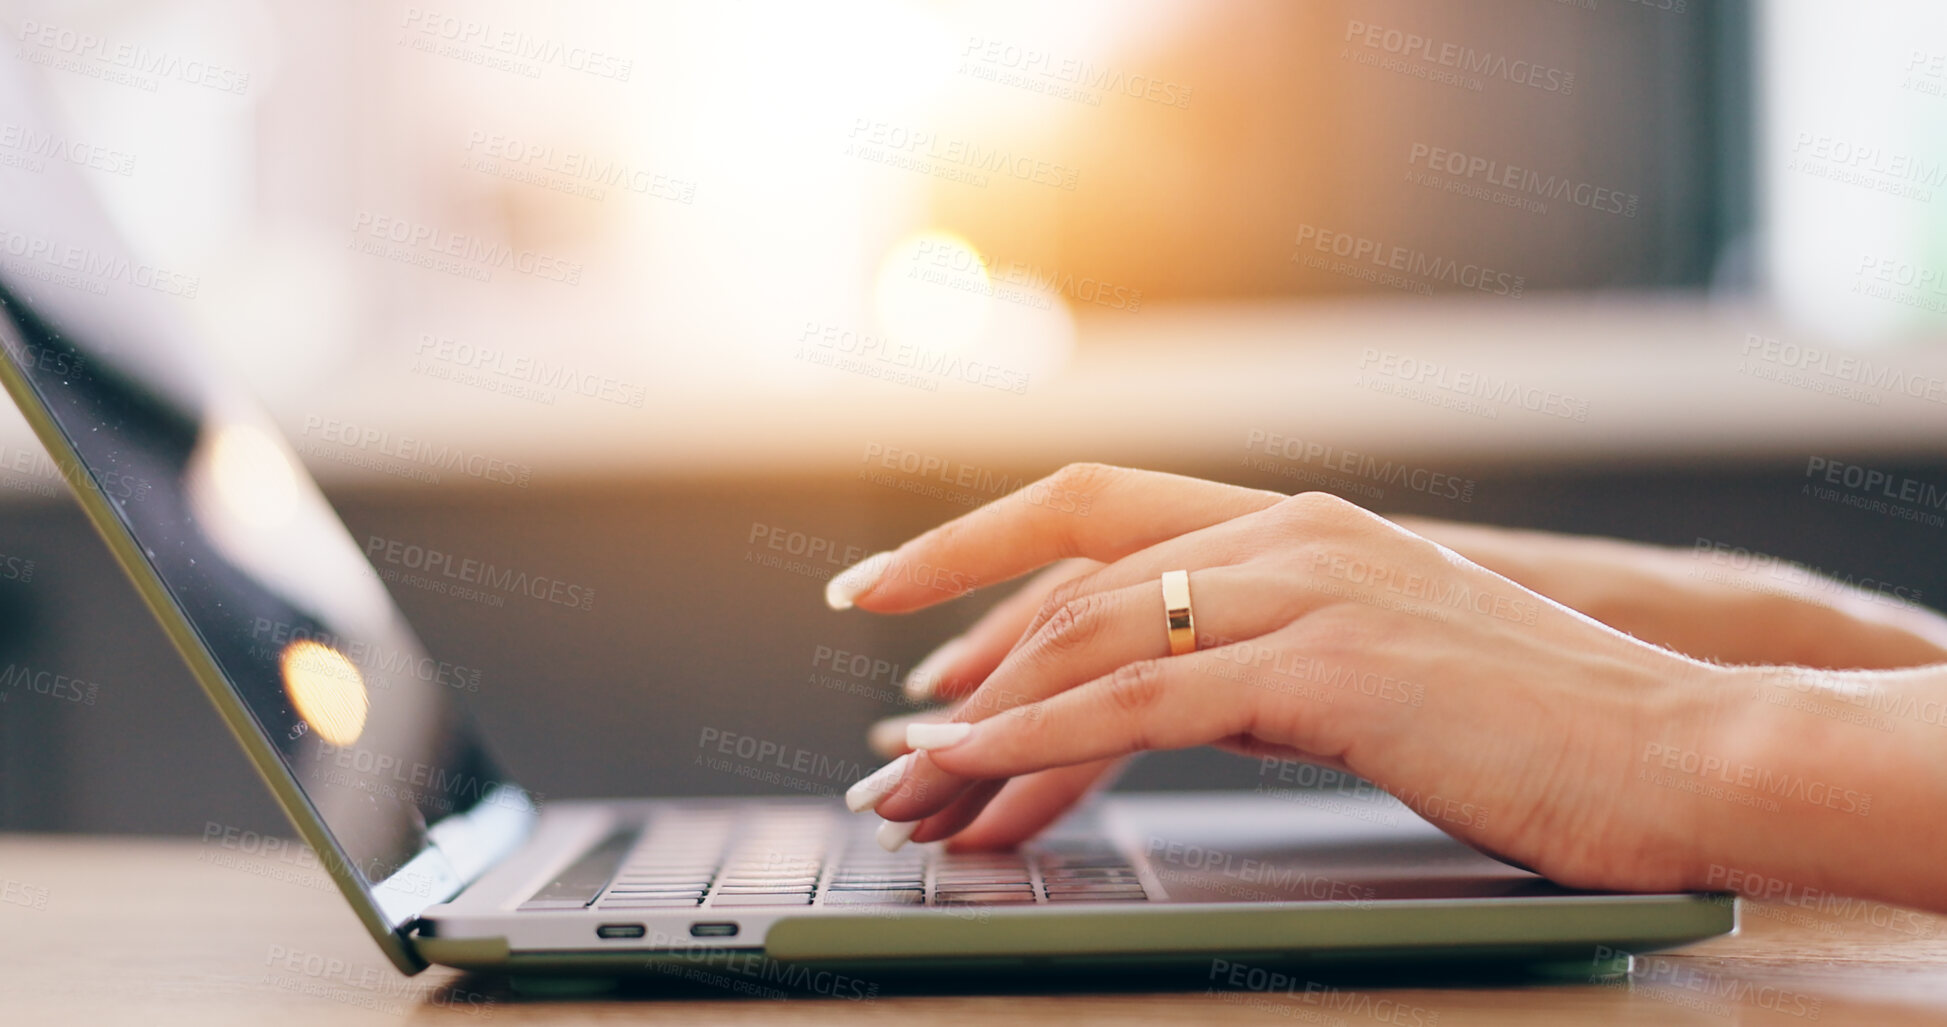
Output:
862,556,1136,851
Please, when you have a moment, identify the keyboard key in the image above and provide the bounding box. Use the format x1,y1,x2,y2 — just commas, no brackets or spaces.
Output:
934,890,1037,904
822,889,925,906
1037,847,1123,860
710,893,815,907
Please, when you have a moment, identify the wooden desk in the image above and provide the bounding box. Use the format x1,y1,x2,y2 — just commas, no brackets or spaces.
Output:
5,834,1946,1025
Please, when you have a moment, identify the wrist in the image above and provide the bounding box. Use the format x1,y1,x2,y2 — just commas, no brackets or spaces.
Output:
1676,663,1880,894
1635,657,1757,891
1671,663,1777,890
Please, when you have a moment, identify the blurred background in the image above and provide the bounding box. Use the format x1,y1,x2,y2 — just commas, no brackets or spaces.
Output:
2,0,1946,839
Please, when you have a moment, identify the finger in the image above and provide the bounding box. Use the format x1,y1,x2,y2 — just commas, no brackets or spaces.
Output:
896,779,1005,848
921,646,1353,781
938,759,1128,851
883,561,1308,826
834,464,1282,613
1008,494,1406,644
958,565,1301,722
904,558,1099,703
867,708,951,759
873,567,1296,825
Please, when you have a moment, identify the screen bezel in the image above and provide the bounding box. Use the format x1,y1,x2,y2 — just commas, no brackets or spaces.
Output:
0,305,515,975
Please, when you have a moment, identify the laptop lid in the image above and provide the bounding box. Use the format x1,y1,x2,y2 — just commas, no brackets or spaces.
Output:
0,49,535,973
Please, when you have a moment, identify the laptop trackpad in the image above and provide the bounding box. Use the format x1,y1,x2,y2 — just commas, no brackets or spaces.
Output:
1100,792,1570,904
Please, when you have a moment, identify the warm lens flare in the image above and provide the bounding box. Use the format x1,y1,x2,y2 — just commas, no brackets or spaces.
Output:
280,640,369,746
208,422,299,530
874,230,993,354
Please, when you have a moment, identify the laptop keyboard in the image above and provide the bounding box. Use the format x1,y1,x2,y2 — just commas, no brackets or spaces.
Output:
518,805,1148,913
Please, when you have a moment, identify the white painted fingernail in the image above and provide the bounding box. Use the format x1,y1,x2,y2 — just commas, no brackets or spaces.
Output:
876,818,920,852
906,721,973,751
844,753,912,813
867,716,915,759
904,636,967,701
826,551,894,611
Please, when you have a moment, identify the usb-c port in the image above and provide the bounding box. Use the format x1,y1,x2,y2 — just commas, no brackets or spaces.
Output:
689,922,739,938
596,923,647,939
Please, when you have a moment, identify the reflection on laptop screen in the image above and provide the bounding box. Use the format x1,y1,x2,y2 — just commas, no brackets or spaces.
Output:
0,55,533,928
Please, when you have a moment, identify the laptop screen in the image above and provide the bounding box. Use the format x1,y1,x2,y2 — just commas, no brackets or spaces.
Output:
0,55,533,946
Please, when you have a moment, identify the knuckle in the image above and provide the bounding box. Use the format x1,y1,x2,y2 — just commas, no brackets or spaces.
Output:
1031,575,1092,633
1271,492,1388,567
1036,592,1109,658
1031,463,1122,559
1044,461,1119,499
1001,702,1046,730
1105,659,1167,717
1278,490,1362,525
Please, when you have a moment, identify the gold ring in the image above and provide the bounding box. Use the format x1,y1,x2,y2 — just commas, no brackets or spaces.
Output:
1161,570,1196,656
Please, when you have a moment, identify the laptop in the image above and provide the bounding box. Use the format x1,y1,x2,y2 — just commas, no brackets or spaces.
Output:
0,58,1731,982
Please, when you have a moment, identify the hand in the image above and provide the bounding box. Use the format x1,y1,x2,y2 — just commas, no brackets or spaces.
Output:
1394,517,1947,671
832,464,1731,892
862,558,1135,851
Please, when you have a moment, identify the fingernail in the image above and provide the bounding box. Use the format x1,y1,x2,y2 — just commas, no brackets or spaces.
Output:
906,721,973,751
875,818,920,852
868,714,920,759
844,753,913,813
826,551,894,611
904,636,967,701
